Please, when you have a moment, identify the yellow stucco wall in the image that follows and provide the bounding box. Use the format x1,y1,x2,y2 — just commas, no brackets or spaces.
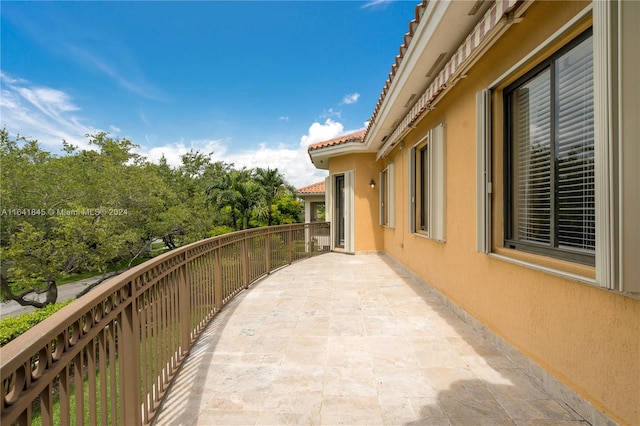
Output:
329,153,383,253
376,2,639,425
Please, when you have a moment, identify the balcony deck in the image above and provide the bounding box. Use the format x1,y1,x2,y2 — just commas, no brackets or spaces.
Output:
154,253,586,425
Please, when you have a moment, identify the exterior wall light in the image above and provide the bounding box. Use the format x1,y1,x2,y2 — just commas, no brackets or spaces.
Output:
370,179,376,188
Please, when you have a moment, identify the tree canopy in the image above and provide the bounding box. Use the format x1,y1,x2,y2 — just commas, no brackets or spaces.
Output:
0,129,303,307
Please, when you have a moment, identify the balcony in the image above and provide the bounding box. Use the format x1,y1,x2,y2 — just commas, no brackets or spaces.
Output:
1,223,589,425
155,256,586,425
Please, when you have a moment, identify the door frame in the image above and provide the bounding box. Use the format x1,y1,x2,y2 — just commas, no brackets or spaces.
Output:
327,171,355,253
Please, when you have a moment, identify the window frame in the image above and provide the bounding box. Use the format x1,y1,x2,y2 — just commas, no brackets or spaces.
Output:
478,3,639,294
409,123,445,242
503,28,595,266
327,170,355,253
414,136,430,235
309,201,325,222
379,163,395,228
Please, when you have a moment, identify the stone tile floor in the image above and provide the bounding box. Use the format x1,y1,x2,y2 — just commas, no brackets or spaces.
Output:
154,253,589,426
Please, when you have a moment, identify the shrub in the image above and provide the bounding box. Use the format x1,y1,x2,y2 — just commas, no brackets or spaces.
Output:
209,225,235,237
0,300,74,346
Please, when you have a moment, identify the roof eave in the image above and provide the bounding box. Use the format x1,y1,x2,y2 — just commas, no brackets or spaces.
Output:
374,0,530,159
308,141,371,170
364,0,495,153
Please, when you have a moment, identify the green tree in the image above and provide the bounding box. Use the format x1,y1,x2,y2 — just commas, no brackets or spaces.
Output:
254,167,286,226
1,130,75,306
0,131,170,306
205,163,240,230
0,129,302,308
206,166,262,230
148,151,224,248
251,185,303,227
272,192,304,224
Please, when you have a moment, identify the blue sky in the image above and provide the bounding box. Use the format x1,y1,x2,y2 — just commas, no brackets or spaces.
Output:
1,1,416,187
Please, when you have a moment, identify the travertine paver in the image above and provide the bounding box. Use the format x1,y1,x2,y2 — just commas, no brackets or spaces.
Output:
154,253,586,425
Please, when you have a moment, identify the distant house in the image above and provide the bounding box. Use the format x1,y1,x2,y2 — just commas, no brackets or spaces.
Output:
308,1,639,425
296,181,326,223
296,181,330,252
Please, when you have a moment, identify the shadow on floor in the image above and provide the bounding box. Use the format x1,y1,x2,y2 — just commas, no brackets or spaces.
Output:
153,253,601,425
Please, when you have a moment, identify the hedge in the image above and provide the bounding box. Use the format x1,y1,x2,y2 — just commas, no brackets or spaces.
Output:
0,300,74,346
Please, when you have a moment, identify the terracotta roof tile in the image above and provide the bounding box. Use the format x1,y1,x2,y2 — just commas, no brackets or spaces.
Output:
365,0,429,139
307,130,366,152
308,2,427,152
296,181,325,194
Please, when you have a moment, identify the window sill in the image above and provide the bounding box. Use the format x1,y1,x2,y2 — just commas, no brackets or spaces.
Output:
411,231,446,244
492,246,595,279
489,249,594,282
488,251,640,300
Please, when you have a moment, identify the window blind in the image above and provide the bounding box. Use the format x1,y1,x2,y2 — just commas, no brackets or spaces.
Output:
507,31,594,262
513,69,551,246
556,37,595,251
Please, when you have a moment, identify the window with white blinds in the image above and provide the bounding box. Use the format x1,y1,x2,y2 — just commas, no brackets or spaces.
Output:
511,69,552,246
556,36,595,252
505,29,594,265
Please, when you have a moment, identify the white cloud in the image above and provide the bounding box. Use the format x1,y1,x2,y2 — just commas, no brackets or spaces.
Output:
362,0,394,9
139,109,151,126
65,44,163,101
135,137,326,189
135,138,227,167
341,93,360,105
0,72,96,149
135,119,354,188
229,118,368,187
299,119,344,148
279,116,289,122
319,108,342,120
18,87,80,114
0,72,348,189
216,144,327,189
213,119,354,187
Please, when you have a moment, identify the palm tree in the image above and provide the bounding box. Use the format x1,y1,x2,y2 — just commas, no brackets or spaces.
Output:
255,168,286,226
206,167,261,230
231,168,262,230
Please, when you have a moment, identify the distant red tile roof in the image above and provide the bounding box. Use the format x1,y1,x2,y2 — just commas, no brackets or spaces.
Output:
307,130,366,152
296,181,325,195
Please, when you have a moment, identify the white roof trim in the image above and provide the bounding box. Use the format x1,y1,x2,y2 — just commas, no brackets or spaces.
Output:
376,0,524,159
